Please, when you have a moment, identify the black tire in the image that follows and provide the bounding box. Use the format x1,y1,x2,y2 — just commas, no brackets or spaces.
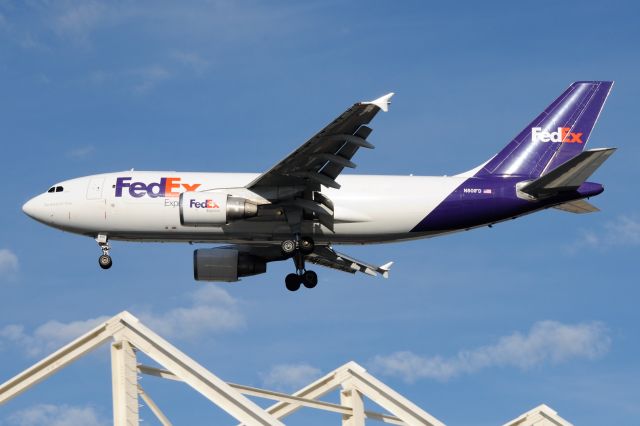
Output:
99,255,112,270
302,270,318,289
300,237,315,254
285,273,301,291
281,240,296,254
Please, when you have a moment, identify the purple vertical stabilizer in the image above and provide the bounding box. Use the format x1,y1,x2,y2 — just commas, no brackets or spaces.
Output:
476,81,613,178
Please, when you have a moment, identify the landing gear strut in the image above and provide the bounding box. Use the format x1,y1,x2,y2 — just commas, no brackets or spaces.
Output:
282,235,317,291
96,234,112,270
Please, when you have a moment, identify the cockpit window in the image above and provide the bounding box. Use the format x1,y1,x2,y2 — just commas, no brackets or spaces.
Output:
47,187,55,193
55,186,64,192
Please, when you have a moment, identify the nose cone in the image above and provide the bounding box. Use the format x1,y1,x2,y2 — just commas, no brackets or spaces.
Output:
22,196,46,222
22,198,37,218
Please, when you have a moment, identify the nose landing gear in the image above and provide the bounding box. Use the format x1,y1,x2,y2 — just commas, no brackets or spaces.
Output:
99,254,112,269
96,234,112,270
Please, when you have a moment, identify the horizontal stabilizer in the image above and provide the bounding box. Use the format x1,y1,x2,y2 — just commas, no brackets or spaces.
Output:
553,199,600,214
520,148,616,197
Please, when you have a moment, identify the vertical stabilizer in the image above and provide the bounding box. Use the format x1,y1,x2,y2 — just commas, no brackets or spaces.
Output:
476,81,613,178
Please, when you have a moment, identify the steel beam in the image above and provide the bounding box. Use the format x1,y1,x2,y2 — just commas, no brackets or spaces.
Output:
346,365,445,426
138,385,173,426
340,383,365,426
111,340,139,426
0,315,123,405
116,313,283,426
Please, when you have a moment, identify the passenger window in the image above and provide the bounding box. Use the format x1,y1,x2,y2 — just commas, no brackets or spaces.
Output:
55,186,64,192
48,187,55,193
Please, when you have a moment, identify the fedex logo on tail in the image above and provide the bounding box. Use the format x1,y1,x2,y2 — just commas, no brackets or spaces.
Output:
532,127,583,143
115,177,201,198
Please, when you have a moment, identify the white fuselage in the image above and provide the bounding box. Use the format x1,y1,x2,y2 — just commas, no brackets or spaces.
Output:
23,171,466,245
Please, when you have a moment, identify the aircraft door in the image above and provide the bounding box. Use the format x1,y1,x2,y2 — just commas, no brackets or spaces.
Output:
86,178,105,200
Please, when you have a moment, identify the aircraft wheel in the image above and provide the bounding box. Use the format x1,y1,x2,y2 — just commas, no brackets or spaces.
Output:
99,255,112,270
302,270,318,289
285,273,301,291
281,240,296,254
300,237,315,254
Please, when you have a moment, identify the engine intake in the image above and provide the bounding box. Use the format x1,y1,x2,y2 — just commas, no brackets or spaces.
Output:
179,192,257,226
193,248,266,282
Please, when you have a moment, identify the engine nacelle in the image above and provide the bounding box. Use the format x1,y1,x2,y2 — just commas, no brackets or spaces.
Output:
193,248,266,282
179,192,257,226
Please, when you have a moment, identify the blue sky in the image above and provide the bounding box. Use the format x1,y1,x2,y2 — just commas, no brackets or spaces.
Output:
1,1,639,424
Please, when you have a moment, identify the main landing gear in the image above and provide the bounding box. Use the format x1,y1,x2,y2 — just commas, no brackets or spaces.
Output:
281,236,318,292
285,270,318,292
96,234,112,270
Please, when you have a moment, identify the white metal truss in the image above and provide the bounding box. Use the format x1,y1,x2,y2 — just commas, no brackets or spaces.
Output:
502,404,574,426
0,311,443,425
0,311,575,426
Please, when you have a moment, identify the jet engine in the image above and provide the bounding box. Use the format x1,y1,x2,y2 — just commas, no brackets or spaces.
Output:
179,192,258,226
193,248,266,282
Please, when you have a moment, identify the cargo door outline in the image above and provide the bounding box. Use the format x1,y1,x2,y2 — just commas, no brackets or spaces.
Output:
87,178,105,200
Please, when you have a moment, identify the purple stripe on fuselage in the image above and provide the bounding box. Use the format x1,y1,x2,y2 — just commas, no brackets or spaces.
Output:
410,177,603,233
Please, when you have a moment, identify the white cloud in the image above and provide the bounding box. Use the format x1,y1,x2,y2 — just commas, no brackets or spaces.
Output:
49,0,108,47
6,1,305,54
85,65,172,93
260,363,322,391
139,286,245,339
370,320,610,383
0,287,244,357
66,145,95,159
0,316,109,357
6,403,107,426
130,65,172,93
575,215,640,251
0,248,19,278
170,50,211,75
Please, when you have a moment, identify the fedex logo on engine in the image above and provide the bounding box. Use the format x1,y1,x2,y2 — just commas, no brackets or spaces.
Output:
115,177,201,198
531,127,583,143
189,199,220,209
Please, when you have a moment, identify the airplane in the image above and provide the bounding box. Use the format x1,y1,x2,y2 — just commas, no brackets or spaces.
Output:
22,81,615,291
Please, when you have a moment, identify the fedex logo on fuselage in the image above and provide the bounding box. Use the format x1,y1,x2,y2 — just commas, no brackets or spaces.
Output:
189,199,220,209
115,177,201,198
531,127,583,143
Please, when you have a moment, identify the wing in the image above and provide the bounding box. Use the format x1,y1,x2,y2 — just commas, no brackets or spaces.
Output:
246,93,394,191
306,245,393,278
